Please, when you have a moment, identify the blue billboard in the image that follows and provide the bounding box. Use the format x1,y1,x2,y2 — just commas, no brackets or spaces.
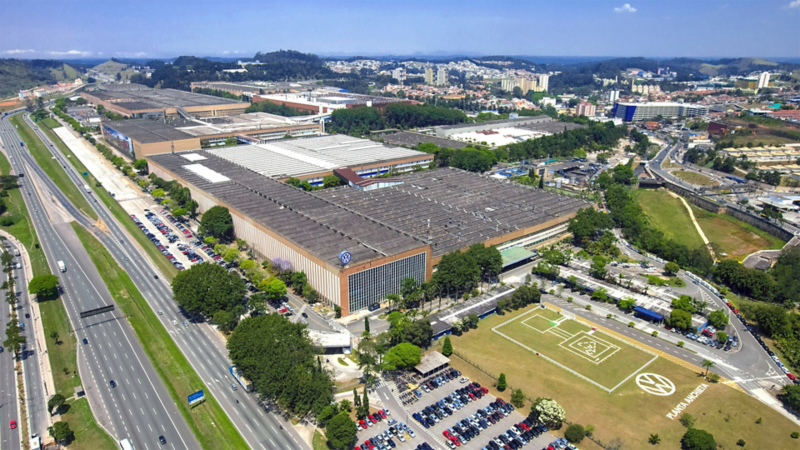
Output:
188,390,205,406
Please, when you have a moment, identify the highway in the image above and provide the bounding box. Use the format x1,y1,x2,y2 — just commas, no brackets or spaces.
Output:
0,242,22,450
1,113,199,450
20,110,308,449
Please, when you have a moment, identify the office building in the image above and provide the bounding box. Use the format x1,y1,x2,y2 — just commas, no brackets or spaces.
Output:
612,102,709,121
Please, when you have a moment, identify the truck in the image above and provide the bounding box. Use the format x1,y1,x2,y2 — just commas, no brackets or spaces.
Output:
229,365,253,392
58,261,66,272
13,248,19,256
30,434,41,450
83,184,91,193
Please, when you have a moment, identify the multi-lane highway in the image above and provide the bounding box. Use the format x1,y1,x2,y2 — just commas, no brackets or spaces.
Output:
17,110,309,449
1,112,199,450
0,241,23,450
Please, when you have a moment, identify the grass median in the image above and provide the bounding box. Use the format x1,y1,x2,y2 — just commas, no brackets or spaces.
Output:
12,113,97,220
0,149,115,449
37,118,178,280
71,222,247,450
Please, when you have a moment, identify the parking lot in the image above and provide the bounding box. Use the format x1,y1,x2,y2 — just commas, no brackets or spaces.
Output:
399,368,560,450
355,407,430,450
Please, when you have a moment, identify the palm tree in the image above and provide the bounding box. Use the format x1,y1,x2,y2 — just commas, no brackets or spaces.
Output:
701,359,716,378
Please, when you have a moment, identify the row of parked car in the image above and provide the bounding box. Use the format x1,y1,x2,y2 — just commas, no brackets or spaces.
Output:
545,438,577,450
131,213,185,271
175,243,204,263
480,416,549,450
415,368,461,396
413,380,488,429
357,418,418,450
160,209,193,239
440,398,518,448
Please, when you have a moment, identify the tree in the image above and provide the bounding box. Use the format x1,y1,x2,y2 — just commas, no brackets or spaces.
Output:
47,393,66,415
497,373,507,391
247,293,268,315
442,336,453,356
151,188,165,199
707,310,729,329
701,359,715,378
326,412,358,450
667,309,693,330
716,331,728,343
50,331,60,345
671,295,696,314
49,421,74,445
649,434,661,445
589,255,608,280
364,316,370,335
322,175,342,188
383,343,421,370
466,244,503,283
530,397,565,429
3,320,26,354
681,428,716,450
133,159,148,172
664,262,680,275
199,205,234,241
227,314,333,416
224,136,238,146
172,263,246,317
28,274,59,299
565,424,585,444
679,413,696,428
779,384,800,411
262,278,287,301
511,388,525,408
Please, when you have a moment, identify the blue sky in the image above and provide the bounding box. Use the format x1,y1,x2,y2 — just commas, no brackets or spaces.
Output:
2,0,799,60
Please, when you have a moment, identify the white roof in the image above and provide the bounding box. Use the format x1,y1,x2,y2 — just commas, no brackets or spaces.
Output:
182,164,230,183
180,153,207,162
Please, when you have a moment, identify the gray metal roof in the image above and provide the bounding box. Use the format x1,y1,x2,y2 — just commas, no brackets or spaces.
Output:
436,116,552,131
89,85,245,110
103,119,196,143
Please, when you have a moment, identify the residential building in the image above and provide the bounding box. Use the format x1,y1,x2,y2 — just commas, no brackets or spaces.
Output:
757,72,771,89
575,102,596,117
424,68,434,85
436,68,448,86
392,68,406,84
607,90,620,102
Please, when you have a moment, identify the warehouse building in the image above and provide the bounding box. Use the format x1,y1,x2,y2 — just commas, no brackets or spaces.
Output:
100,112,322,159
81,84,247,119
147,145,586,316
435,116,553,138
611,102,709,122
252,90,410,115
190,80,322,98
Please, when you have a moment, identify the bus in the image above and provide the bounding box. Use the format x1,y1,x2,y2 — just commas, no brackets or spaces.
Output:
119,438,134,450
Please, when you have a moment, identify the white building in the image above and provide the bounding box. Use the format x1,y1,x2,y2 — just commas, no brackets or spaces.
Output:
607,90,620,102
392,68,406,84
436,68,448,86
757,72,771,89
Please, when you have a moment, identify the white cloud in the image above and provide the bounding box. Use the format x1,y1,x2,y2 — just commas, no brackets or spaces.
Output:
789,0,800,8
114,52,147,57
2,49,35,55
222,50,242,55
48,50,92,56
614,3,637,13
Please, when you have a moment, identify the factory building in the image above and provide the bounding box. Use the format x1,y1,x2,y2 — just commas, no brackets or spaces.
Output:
81,84,246,119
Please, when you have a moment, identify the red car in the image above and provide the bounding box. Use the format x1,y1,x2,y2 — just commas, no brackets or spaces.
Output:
788,373,796,381
496,398,505,405
726,302,733,308
9,420,16,429
480,387,488,394
359,420,367,428
378,410,386,419
368,414,376,423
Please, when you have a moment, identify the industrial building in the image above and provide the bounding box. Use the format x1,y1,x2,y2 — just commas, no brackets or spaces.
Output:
81,84,247,119
436,116,586,147
611,102,709,122
147,146,586,316
435,116,553,138
189,80,322,98
100,113,322,159
252,90,410,115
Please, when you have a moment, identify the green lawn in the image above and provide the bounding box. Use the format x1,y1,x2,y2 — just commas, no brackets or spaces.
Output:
71,223,247,450
12,113,97,220
449,304,800,449
59,398,117,450
313,430,328,450
494,307,656,390
635,189,705,250
39,117,61,129
39,118,178,280
673,170,717,186
689,204,785,260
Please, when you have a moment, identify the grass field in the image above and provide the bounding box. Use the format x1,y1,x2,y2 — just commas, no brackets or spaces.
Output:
449,304,800,449
634,189,705,250
728,134,798,147
39,118,179,279
672,170,717,186
71,223,247,450
40,117,61,129
12,113,97,220
493,306,656,391
689,204,785,260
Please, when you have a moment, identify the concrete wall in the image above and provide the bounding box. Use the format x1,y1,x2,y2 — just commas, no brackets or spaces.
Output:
663,183,725,213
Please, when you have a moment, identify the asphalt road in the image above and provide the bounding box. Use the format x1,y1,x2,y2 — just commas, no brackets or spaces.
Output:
0,244,22,450
1,112,199,450
28,110,307,450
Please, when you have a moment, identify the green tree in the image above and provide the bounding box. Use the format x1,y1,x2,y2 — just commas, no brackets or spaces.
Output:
247,293,268,315
497,373,507,391
262,278,287,301
47,393,66,415
565,424,585,444
511,388,525,408
383,342,421,370
681,428,716,450
152,188,165,199
701,359,715,378
649,434,661,445
225,136,238,146
48,421,74,445
133,159,148,172
707,310,729,329
716,331,728,343
50,331,60,345
3,320,26,354
679,413,696,428
530,397,565,429
441,336,453,356
322,175,342,188
28,274,59,299
199,205,234,241
667,309,693,330
780,384,800,411
227,314,333,416
172,263,246,316
589,255,608,280
326,412,358,450
317,404,338,425
664,261,680,275
672,295,696,313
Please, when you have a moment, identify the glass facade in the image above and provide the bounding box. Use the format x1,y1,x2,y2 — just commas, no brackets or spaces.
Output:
348,252,427,312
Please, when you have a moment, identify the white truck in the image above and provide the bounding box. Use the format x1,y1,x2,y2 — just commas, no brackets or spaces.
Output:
83,184,91,193
58,261,66,272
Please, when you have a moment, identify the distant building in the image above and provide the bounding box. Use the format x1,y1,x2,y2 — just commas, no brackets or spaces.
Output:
575,102,596,117
392,68,406,84
612,102,709,122
424,68,434,85
607,90,620,102
436,68,448,86
757,72,771,89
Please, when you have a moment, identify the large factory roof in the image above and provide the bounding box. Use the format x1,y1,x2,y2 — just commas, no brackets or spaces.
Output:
205,135,427,178
102,119,195,143
148,152,426,267
175,112,312,137
86,84,244,110
437,115,552,132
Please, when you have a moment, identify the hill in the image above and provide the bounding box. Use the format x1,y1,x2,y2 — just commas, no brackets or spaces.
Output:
0,59,83,99
92,59,128,75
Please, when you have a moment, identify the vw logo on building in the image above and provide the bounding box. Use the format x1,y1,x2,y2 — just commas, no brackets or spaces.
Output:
339,251,352,265
636,373,676,396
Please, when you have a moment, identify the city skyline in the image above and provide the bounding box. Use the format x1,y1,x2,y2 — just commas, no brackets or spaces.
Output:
1,0,799,60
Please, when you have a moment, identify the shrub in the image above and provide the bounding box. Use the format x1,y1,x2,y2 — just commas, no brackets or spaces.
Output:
628,321,635,327
708,373,720,383
736,439,745,447
585,304,592,310
564,424,585,444
679,413,696,428
791,432,799,439
652,331,658,337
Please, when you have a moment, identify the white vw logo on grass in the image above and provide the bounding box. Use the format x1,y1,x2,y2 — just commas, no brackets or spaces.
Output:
636,373,676,396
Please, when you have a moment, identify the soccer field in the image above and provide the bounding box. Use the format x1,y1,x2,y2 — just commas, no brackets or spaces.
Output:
493,306,658,392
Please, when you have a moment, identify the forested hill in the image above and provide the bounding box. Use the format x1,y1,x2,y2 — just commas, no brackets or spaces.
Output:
130,50,334,91
0,59,82,98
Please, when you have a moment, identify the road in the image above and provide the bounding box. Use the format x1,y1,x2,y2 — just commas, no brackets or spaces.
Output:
1,112,199,450
0,242,23,450
28,110,308,450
